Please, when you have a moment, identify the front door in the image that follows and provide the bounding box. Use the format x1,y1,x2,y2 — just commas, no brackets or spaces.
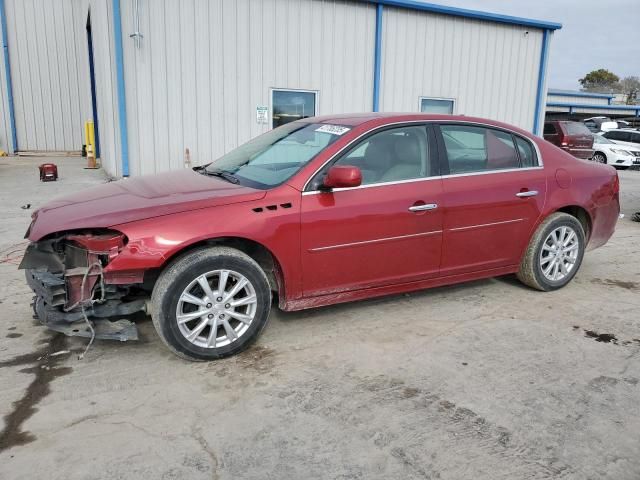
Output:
300,125,443,297
436,124,547,276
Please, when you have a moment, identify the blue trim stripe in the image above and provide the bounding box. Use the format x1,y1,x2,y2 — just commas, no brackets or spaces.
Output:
363,0,562,31
112,0,130,177
533,29,550,135
547,89,614,99
0,0,17,152
372,4,383,112
547,102,640,115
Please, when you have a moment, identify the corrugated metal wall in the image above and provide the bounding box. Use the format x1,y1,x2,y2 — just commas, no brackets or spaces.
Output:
380,7,543,131
2,0,92,152
85,0,121,177
120,0,376,176
0,8,12,154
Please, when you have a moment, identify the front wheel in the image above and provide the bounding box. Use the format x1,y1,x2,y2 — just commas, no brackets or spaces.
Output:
151,247,272,361
517,213,585,291
592,152,607,164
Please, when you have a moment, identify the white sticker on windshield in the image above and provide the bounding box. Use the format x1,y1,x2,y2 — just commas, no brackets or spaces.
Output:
315,124,351,136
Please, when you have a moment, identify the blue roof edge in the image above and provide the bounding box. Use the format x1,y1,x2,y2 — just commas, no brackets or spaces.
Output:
548,89,615,99
547,102,640,112
362,0,562,30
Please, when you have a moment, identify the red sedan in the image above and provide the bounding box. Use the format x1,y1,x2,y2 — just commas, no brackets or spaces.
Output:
20,114,620,360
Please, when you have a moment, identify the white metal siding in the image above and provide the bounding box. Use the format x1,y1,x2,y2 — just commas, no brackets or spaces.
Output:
0,14,12,153
380,7,543,131
547,94,610,106
120,0,376,176
87,0,121,177
3,0,92,151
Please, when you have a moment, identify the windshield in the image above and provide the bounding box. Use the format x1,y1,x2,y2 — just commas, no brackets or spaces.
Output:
203,122,349,189
593,134,613,144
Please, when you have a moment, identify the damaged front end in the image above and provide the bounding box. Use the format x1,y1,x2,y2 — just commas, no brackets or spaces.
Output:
20,230,146,342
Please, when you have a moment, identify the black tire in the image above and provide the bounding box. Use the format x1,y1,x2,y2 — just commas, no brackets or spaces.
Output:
592,152,607,164
517,212,585,292
151,246,271,361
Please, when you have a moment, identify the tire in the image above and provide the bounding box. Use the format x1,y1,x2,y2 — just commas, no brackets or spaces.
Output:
151,246,272,361
517,212,585,292
592,152,607,164
614,166,629,170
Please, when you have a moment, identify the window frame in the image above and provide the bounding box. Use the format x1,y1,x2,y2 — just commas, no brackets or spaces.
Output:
270,88,319,129
418,96,456,115
434,122,541,177
304,123,439,192
301,120,544,194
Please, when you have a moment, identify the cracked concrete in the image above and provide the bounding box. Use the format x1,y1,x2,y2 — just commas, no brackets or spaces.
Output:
0,157,639,479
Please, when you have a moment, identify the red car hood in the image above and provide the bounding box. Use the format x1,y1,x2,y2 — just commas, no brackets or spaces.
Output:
28,169,266,240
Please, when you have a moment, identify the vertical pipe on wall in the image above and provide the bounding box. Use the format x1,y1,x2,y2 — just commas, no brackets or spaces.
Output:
532,29,550,136
112,0,130,176
372,4,383,112
0,0,17,152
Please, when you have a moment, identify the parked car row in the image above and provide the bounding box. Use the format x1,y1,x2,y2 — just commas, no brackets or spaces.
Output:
583,116,631,133
544,120,640,169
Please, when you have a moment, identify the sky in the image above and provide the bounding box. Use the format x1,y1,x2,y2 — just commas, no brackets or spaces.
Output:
437,0,640,90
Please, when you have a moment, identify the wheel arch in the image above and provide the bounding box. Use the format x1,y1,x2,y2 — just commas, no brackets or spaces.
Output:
146,236,286,300
553,205,592,240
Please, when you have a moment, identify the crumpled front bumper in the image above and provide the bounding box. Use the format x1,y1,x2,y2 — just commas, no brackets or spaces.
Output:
26,269,142,342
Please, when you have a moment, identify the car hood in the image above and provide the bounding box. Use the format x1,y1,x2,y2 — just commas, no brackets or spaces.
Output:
28,169,266,240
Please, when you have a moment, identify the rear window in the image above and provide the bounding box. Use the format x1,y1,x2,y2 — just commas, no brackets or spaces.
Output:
563,122,591,136
515,137,537,167
543,123,558,135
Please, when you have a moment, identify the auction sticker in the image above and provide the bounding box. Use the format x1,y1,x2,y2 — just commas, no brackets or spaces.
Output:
315,125,351,136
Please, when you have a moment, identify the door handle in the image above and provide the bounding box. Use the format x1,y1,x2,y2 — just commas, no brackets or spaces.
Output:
516,190,538,198
409,203,438,212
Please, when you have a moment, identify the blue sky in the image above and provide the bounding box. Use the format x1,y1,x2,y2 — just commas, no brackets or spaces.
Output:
438,0,639,89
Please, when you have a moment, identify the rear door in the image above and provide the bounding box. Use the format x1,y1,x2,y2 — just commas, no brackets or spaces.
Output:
436,124,547,276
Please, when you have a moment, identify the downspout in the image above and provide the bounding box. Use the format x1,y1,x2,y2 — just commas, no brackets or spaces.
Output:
372,4,383,112
0,0,17,153
533,29,550,136
112,0,130,177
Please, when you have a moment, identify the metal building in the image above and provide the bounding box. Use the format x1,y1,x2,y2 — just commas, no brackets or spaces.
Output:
546,89,640,121
0,0,561,177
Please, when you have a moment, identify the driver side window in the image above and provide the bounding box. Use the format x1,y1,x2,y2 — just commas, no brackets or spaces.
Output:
333,126,431,185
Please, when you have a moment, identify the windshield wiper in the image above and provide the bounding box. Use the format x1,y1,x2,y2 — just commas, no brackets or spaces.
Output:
199,168,240,184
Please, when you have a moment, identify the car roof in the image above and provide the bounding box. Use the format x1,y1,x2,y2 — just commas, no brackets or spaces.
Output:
307,113,533,135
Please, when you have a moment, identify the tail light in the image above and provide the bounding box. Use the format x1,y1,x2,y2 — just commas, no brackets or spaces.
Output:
613,173,620,195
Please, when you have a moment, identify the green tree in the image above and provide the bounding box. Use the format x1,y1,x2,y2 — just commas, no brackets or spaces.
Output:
579,69,620,93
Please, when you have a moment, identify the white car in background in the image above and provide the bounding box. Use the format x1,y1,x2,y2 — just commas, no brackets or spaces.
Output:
583,116,619,133
591,134,638,169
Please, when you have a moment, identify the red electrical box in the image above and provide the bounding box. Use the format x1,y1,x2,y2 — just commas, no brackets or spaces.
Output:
39,163,58,182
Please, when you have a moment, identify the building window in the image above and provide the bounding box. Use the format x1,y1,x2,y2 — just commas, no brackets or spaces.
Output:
272,89,317,128
420,97,454,114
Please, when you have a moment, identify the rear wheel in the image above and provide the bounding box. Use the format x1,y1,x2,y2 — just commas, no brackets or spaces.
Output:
517,213,585,291
151,247,272,361
592,152,607,164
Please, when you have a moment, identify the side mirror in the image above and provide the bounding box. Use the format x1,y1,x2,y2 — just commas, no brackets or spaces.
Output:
322,165,362,190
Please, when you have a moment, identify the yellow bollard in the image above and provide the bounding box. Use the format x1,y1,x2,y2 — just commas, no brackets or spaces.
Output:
84,121,98,169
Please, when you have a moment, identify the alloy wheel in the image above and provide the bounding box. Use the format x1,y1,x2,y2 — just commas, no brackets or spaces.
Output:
539,226,579,282
176,269,257,348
